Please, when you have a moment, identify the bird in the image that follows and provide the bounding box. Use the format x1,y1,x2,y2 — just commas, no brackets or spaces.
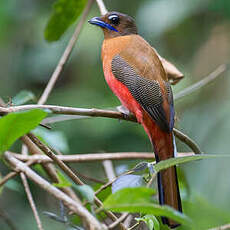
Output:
89,11,182,228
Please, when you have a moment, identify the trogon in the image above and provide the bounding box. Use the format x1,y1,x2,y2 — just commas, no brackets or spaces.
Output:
89,11,182,228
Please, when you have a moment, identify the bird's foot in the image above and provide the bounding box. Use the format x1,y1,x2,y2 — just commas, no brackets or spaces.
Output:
116,105,132,120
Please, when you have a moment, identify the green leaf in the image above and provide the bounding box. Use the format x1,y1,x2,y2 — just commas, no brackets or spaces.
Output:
44,0,87,42
33,164,47,178
135,215,160,230
0,109,47,154
103,187,191,226
94,183,111,202
154,154,230,173
53,170,72,188
12,90,35,105
73,184,95,203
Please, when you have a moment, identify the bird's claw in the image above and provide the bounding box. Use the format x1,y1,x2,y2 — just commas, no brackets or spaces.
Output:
116,105,131,120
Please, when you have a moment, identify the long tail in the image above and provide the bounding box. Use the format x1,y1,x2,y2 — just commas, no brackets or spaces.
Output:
151,129,182,228
156,159,182,228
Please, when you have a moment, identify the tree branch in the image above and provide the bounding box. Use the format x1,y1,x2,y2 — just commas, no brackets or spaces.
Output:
173,129,202,154
12,152,193,163
102,160,116,182
108,213,129,229
174,64,227,101
4,152,104,230
95,0,108,15
0,160,35,187
27,133,84,185
20,173,44,230
0,104,201,154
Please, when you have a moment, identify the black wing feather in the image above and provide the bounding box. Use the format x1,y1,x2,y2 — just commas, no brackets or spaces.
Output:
111,55,174,133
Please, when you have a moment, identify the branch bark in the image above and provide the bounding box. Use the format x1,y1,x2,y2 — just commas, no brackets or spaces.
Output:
4,152,104,230
12,152,193,163
174,64,227,100
20,173,44,230
0,104,201,154
95,0,108,15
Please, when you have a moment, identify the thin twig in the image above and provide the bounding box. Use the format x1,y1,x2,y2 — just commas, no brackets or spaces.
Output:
103,160,116,182
0,171,18,187
146,173,157,188
128,222,139,230
27,133,84,185
0,160,35,187
0,105,136,121
95,0,108,15
38,0,94,105
20,173,44,230
12,152,157,163
4,152,104,230
108,213,129,229
173,129,202,154
102,159,128,229
94,198,127,230
123,215,133,228
94,171,134,197
67,166,105,184
174,64,227,100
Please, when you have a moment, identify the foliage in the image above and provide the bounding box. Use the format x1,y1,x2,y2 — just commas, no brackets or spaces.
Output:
0,109,47,154
135,215,160,230
1,0,230,229
44,0,87,41
103,187,191,226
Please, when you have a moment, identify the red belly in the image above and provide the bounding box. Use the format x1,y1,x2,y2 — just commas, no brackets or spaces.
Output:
103,67,173,161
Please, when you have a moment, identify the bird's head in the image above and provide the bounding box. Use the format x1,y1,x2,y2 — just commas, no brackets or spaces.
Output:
88,11,138,39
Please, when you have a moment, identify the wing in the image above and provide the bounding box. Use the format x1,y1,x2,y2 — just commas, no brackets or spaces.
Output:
111,55,174,133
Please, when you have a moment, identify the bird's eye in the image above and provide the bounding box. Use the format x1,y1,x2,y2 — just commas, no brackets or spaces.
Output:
108,14,120,25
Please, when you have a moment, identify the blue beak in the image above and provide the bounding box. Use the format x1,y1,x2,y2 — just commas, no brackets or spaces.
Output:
88,17,118,32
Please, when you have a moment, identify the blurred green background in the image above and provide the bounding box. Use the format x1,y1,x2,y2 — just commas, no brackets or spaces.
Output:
1,0,230,229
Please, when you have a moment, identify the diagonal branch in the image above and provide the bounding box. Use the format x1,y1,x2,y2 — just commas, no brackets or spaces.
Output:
12,152,193,163
4,152,104,230
173,129,202,154
12,152,155,163
95,0,108,15
20,173,44,230
174,64,227,101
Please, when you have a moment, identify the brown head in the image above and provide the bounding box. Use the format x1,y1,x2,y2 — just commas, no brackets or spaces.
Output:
88,11,138,39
